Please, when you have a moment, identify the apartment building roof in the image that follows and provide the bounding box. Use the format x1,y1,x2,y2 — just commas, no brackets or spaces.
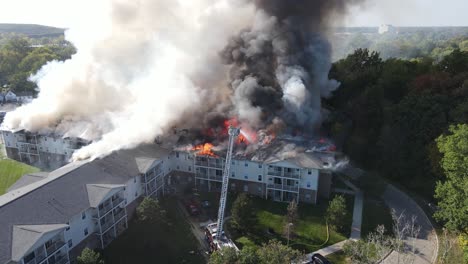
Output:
0,144,171,264
12,224,68,262
6,172,49,192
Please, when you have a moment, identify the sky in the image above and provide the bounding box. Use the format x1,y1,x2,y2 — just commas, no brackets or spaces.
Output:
0,0,467,28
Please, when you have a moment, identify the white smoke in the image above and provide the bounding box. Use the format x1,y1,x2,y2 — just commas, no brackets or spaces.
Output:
3,0,255,160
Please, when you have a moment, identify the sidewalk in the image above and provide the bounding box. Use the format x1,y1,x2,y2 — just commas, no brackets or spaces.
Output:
307,179,363,257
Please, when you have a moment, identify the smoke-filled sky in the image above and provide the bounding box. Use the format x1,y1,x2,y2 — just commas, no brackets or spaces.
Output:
1,0,467,162
0,0,467,27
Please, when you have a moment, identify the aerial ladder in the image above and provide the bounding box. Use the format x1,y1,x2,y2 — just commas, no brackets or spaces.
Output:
215,126,240,240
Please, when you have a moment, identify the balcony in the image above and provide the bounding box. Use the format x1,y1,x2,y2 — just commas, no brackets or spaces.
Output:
283,172,301,179
25,252,46,264
267,183,299,192
45,240,66,256
111,196,124,207
113,208,126,221
100,219,115,233
195,173,223,182
267,169,282,177
97,202,113,217
195,159,223,168
54,255,70,264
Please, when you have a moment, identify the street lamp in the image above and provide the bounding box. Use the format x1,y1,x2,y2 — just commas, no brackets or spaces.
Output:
287,222,293,246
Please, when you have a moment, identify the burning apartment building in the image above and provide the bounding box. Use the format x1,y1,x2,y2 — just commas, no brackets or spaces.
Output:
1,129,90,170
0,137,337,264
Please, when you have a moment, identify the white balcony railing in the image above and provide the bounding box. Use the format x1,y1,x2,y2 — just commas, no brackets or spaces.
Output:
267,183,299,192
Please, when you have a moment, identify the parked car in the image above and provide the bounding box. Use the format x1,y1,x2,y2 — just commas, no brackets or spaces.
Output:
187,204,200,216
305,253,331,264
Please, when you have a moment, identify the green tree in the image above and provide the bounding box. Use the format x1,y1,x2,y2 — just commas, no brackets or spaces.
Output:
136,197,167,223
231,193,256,232
434,124,468,234
209,247,239,264
238,246,260,264
326,195,347,231
438,49,468,74
77,248,104,264
256,240,304,264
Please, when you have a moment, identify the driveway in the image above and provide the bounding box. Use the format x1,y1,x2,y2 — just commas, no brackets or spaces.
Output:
381,184,438,264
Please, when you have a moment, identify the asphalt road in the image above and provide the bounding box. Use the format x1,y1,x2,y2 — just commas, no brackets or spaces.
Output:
381,184,438,264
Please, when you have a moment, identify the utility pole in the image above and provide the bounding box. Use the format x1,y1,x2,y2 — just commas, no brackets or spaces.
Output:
215,126,240,240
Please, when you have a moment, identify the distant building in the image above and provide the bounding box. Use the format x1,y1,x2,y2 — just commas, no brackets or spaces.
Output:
4,90,17,102
378,24,398,34
16,92,34,103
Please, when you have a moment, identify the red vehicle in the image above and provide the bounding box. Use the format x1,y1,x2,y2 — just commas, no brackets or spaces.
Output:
186,203,200,216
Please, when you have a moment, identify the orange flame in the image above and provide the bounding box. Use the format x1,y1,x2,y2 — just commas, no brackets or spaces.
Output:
192,143,218,157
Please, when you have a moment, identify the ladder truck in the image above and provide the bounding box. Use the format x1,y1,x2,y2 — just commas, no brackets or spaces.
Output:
214,126,240,242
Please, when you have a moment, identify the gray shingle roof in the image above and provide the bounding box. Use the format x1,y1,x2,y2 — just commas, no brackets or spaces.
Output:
6,172,49,193
86,184,125,208
11,224,68,262
0,144,171,264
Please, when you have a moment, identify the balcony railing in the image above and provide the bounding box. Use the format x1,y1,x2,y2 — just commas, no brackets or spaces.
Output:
100,219,115,233
195,173,223,182
283,172,301,179
45,240,66,256
195,160,223,168
114,208,126,221
111,196,124,207
54,255,70,264
25,251,46,264
267,183,299,192
267,170,282,176
98,202,113,217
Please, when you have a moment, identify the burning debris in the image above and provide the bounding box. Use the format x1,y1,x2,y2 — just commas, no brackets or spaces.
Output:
192,143,218,157
2,0,364,160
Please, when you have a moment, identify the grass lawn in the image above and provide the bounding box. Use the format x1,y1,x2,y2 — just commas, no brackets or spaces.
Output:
0,158,40,195
361,195,393,237
228,194,353,253
103,198,205,264
326,251,350,264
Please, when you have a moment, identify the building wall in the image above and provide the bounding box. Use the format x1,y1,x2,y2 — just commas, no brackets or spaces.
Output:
64,208,97,255
299,168,319,191
317,171,333,199
230,159,266,184
299,188,317,204
229,179,265,197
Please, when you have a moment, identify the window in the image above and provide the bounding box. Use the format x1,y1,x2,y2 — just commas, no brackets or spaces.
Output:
307,182,311,188
176,152,179,158
134,177,137,183
81,212,86,219
258,164,262,168
188,166,192,172
68,239,73,248
243,185,249,192
231,172,235,177
84,228,88,236
176,166,180,170
232,161,235,165
258,175,262,181
308,170,312,175
244,175,248,179
24,252,35,263
244,162,248,167
135,192,138,197
305,194,311,201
